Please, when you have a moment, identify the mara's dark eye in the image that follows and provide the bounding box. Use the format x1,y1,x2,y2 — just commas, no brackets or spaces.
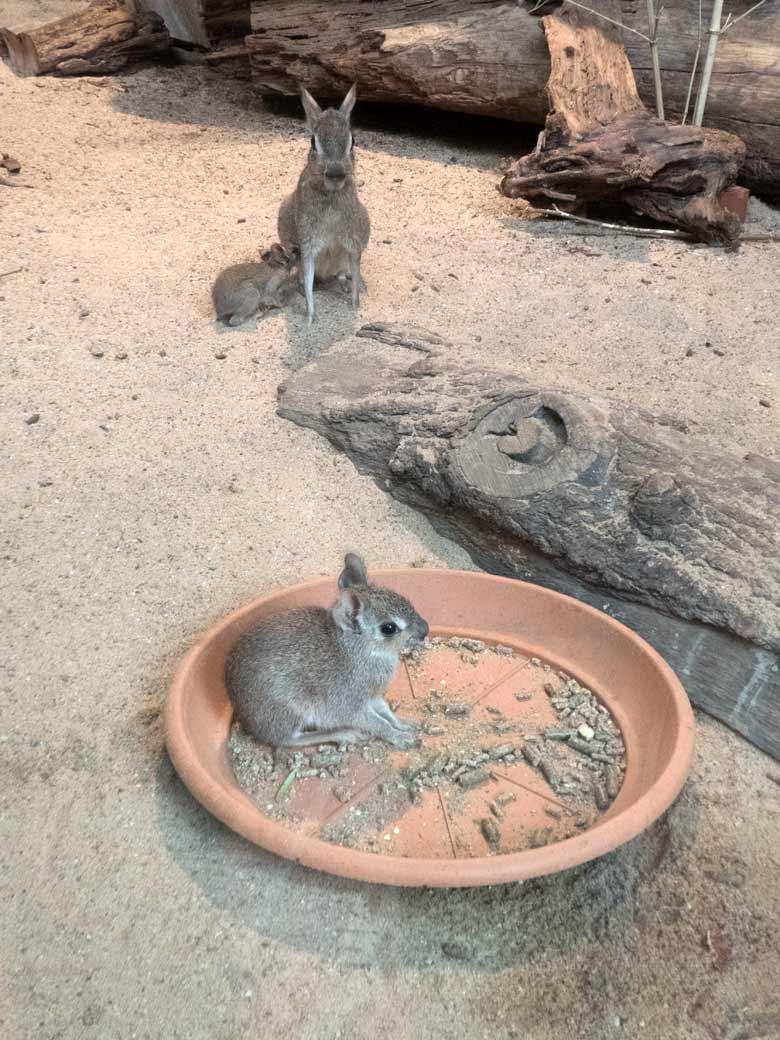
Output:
310,136,316,149
380,622,398,636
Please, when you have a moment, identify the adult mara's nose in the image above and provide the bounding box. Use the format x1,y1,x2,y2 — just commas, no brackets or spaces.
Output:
417,618,430,641
325,164,347,186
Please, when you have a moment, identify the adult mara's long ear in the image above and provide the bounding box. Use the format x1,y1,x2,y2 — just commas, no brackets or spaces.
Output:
300,87,322,129
340,83,357,119
332,588,364,633
338,552,368,589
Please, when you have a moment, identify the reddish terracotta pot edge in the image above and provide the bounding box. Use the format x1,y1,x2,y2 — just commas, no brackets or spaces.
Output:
164,569,696,888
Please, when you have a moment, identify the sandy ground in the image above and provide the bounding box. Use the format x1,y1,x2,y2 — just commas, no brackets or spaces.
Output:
2,6,780,1037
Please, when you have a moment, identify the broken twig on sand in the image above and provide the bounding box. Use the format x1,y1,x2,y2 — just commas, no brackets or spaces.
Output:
536,206,780,244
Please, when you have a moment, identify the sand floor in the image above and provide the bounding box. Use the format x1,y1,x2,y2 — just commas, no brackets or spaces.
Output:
2,7,780,1038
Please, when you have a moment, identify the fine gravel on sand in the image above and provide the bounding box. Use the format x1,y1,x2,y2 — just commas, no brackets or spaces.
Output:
2,9,779,1039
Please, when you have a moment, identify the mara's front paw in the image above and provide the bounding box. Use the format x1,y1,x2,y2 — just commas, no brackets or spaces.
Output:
388,728,421,751
394,716,419,734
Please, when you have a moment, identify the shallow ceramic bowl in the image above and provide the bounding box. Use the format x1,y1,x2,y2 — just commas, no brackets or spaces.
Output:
165,569,694,887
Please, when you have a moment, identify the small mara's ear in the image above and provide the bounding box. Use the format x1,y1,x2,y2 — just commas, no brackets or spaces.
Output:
340,83,357,119
264,243,286,264
338,552,368,589
331,588,363,633
300,87,322,129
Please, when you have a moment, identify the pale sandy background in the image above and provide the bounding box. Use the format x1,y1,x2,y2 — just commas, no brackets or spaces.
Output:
2,3,779,1037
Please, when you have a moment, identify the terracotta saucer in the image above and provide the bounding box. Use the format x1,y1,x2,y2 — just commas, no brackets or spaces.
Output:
165,569,694,887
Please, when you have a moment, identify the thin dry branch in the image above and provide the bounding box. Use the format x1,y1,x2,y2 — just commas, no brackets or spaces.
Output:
693,0,770,126
682,0,703,125
538,205,780,244
693,0,723,126
529,0,652,41
722,0,769,33
646,0,665,119
543,205,689,238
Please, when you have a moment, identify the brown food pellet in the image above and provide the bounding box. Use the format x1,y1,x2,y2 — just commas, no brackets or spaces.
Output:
522,744,542,769
606,766,621,798
480,818,501,846
593,782,610,810
444,703,471,717
458,768,490,789
540,760,561,790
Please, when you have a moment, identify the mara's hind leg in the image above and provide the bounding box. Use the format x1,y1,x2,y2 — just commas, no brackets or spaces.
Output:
227,281,262,326
349,253,362,309
301,251,316,325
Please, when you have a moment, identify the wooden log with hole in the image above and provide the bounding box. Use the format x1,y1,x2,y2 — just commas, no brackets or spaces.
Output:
246,0,780,198
278,323,780,762
500,3,745,244
0,0,169,76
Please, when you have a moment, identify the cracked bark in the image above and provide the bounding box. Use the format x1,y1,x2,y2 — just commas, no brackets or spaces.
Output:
278,323,780,760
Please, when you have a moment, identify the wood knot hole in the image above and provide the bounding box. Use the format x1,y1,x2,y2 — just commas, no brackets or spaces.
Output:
495,407,567,466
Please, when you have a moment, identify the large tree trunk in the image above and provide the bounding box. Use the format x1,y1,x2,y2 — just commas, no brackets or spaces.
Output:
500,4,744,244
247,0,780,197
0,0,169,76
278,323,780,761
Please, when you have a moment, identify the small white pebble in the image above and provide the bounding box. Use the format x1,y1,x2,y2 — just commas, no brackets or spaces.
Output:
578,723,595,741
393,826,400,834
383,834,391,841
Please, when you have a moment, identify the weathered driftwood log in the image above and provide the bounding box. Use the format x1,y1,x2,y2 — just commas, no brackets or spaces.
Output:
278,323,780,761
0,0,169,77
144,0,249,49
246,0,780,198
500,4,744,244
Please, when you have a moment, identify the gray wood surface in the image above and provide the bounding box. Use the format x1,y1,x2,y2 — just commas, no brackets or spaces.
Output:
143,0,249,48
278,323,780,760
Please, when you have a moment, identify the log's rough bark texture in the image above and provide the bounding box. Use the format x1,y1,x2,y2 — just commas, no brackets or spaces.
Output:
144,0,249,49
278,323,780,760
246,0,780,197
0,0,169,76
500,4,745,244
